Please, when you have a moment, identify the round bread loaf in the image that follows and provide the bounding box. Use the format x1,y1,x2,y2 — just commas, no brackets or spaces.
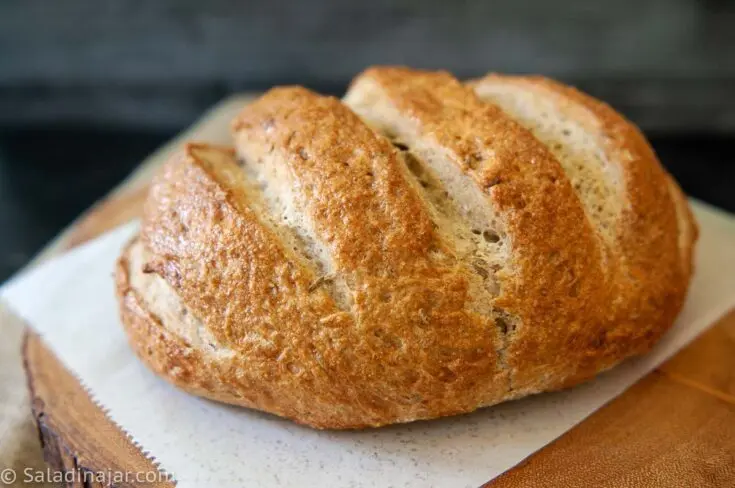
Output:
115,66,697,429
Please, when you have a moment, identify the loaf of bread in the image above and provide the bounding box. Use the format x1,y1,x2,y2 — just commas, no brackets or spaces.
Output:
116,66,697,429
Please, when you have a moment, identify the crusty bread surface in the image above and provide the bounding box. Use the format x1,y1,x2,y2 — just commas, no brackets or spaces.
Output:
115,66,697,429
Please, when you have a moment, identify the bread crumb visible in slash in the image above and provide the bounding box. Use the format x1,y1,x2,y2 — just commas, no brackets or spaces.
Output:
308,274,334,293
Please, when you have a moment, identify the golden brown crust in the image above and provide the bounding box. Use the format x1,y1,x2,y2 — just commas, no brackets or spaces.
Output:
117,237,372,428
348,67,617,393
232,87,509,413
125,118,508,428
115,67,697,429
469,74,698,386
136,143,378,428
116,238,245,408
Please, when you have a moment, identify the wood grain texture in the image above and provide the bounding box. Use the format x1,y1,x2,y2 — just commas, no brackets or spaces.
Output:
486,312,735,488
21,174,735,486
659,315,735,401
23,330,175,487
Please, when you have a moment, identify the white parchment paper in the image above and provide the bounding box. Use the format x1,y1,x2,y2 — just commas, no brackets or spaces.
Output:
3,201,735,488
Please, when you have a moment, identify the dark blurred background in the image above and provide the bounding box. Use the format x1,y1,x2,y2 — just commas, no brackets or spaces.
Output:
1,0,734,282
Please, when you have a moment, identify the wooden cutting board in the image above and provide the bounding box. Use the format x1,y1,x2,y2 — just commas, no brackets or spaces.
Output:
19,113,735,487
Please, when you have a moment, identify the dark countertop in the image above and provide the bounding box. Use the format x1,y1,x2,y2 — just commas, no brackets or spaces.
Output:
3,1,735,133
0,127,733,284
0,127,174,282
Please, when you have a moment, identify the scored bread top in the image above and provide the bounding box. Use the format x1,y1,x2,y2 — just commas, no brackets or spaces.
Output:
117,66,697,429
469,73,696,386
